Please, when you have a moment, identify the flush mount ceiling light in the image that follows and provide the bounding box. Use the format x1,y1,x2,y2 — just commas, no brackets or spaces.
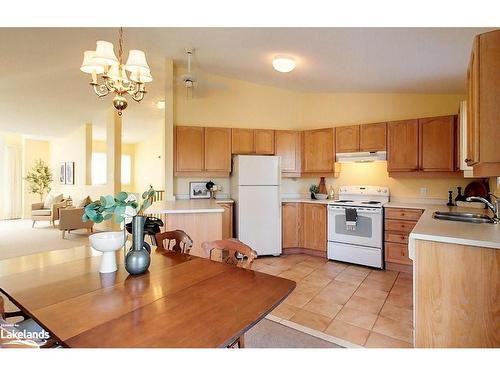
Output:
80,27,153,115
272,56,296,73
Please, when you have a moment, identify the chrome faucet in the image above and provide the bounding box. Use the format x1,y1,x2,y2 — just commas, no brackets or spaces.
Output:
466,193,499,223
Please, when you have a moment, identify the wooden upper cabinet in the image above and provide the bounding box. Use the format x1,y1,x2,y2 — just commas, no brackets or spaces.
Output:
360,122,387,151
254,129,275,155
419,116,456,172
466,30,500,176
282,202,301,248
302,128,335,174
175,126,204,173
335,125,360,153
275,130,301,176
387,119,419,172
231,128,254,154
300,204,326,252
204,127,231,172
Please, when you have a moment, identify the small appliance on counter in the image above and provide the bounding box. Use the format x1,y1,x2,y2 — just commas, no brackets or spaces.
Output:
327,185,389,268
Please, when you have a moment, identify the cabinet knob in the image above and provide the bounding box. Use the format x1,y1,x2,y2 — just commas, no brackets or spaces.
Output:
464,158,472,163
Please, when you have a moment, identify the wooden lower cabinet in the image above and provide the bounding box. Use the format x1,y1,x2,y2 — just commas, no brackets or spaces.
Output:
414,239,500,347
282,202,301,248
282,202,327,254
217,202,233,239
384,207,423,271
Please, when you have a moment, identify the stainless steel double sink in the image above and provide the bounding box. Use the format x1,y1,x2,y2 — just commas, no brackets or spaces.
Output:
433,211,496,224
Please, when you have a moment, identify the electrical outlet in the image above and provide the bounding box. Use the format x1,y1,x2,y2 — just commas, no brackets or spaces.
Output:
420,187,427,197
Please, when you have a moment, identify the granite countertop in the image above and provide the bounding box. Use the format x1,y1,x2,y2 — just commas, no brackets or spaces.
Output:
146,199,225,214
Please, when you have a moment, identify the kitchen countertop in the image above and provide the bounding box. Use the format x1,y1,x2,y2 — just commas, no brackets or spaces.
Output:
386,202,500,258
146,199,225,214
282,198,331,204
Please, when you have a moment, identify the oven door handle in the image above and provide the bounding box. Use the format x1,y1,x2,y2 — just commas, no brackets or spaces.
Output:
328,206,381,214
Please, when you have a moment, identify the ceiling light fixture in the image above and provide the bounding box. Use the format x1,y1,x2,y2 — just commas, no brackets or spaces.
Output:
272,56,296,73
80,27,153,115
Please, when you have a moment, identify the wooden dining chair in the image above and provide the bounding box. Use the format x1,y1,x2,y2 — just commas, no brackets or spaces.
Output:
155,229,194,254
201,238,258,270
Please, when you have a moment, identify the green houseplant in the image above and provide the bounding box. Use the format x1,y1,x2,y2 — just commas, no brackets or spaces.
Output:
24,159,53,202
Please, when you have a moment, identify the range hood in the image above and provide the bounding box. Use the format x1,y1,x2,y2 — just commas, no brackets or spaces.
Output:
336,151,387,163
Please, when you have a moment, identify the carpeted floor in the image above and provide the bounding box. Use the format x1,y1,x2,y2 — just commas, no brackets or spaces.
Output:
245,318,341,348
0,219,91,260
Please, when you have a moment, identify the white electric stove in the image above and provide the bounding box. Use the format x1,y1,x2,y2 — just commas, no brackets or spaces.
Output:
327,186,389,268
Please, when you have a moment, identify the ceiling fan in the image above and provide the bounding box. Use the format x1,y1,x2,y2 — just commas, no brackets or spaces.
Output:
177,48,227,98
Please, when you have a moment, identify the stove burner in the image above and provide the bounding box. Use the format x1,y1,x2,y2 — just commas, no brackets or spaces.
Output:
335,200,354,203
362,201,381,204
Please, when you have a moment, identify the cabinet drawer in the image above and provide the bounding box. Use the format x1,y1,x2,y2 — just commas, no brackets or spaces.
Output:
385,219,417,233
385,242,412,265
385,208,423,221
385,232,409,244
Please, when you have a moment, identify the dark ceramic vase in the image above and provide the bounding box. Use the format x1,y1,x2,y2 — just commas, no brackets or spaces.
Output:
125,215,151,275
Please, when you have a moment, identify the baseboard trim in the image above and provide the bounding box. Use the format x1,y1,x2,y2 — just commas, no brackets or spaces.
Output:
385,261,413,273
282,247,327,258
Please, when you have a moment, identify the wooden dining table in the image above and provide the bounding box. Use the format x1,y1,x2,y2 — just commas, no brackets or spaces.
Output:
0,246,295,348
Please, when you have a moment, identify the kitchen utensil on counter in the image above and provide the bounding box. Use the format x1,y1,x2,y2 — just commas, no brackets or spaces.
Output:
314,194,328,200
447,190,454,206
464,179,489,200
455,186,465,203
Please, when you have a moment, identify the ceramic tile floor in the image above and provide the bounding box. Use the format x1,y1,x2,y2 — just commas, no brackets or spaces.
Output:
253,254,414,348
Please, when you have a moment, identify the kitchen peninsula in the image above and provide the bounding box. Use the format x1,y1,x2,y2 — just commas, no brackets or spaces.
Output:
146,200,230,258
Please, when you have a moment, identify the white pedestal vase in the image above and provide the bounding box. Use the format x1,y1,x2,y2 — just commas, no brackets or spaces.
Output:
89,231,126,273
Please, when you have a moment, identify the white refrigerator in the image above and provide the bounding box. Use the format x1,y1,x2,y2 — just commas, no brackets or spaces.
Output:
230,155,282,256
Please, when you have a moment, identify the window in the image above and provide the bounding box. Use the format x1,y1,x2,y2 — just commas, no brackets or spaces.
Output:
121,154,131,185
91,152,132,185
91,152,107,185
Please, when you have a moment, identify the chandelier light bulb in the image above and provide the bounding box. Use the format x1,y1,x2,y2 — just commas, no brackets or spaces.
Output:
272,56,296,73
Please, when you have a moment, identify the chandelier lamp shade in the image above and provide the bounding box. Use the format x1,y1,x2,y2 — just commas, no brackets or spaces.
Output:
80,28,153,115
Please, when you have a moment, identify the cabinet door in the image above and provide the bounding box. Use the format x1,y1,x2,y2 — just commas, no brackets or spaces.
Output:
175,126,204,172
419,116,456,171
218,203,233,239
254,129,275,155
300,204,326,252
231,128,254,154
282,203,301,248
387,120,419,172
204,127,231,172
302,128,335,173
275,130,301,176
467,36,480,166
360,122,387,151
335,125,359,153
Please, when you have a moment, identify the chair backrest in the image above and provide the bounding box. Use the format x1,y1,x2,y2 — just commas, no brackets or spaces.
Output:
201,239,257,269
155,230,193,254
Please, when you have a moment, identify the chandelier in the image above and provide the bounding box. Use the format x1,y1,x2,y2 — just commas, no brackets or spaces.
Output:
80,27,153,115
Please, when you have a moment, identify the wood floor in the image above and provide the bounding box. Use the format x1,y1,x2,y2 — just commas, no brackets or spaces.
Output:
254,254,413,348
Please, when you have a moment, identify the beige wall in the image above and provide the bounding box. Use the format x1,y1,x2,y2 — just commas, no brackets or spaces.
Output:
92,140,135,193
49,126,112,204
22,138,51,218
168,69,476,199
133,135,165,195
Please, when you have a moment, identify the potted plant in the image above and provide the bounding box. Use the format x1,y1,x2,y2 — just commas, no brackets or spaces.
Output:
83,186,156,275
309,184,319,200
24,159,53,202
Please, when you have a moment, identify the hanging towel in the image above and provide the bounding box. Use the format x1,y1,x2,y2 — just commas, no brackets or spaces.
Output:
345,208,358,231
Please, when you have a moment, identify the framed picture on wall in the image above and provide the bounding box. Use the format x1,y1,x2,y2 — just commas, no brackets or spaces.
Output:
59,162,66,184
65,162,74,185
189,181,210,199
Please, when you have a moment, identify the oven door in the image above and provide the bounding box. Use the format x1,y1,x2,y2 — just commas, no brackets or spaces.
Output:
327,205,382,248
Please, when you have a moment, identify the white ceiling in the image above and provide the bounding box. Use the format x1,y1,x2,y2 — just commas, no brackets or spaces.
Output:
0,27,493,142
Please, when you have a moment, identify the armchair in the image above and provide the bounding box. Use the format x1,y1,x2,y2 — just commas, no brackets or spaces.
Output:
58,207,94,239
31,199,67,228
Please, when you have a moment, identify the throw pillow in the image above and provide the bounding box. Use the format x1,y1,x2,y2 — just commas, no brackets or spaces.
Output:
43,194,64,209
77,196,92,208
